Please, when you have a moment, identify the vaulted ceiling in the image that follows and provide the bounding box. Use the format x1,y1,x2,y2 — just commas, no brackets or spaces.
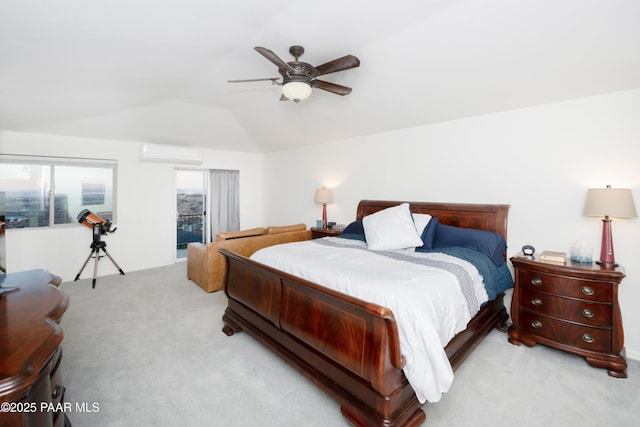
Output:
1,0,639,153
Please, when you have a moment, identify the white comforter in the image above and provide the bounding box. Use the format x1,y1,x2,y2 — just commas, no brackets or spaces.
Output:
250,237,489,403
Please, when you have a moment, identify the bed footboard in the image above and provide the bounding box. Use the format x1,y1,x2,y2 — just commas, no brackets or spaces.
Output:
220,248,509,426
220,248,426,427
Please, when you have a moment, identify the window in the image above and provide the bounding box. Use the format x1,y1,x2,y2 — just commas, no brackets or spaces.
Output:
0,156,117,229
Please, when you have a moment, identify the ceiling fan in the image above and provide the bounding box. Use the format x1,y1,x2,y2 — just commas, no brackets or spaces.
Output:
228,45,360,103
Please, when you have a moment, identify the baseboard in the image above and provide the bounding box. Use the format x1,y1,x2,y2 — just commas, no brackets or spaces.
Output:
626,348,640,361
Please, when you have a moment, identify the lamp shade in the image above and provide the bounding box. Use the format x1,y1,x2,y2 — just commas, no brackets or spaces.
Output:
282,81,312,102
314,188,333,204
583,187,638,218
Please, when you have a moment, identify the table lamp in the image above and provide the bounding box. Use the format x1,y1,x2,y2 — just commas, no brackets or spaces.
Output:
583,185,637,267
314,188,333,228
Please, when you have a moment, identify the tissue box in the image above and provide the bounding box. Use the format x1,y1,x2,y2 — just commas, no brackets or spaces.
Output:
570,246,593,263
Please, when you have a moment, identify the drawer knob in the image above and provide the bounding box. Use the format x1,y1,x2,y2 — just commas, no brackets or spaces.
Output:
531,278,543,286
531,320,543,329
582,308,595,318
581,333,594,343
581,286,595,296
52,385,63,399
531,298,543,306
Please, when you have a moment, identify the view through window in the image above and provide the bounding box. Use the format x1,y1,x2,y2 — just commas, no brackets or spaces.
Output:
0,157,116,229
176,170,206,259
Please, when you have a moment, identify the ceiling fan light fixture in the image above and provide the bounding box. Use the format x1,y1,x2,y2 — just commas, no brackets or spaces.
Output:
282,81,312,102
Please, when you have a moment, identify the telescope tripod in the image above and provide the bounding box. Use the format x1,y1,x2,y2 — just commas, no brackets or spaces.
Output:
74,240,125,288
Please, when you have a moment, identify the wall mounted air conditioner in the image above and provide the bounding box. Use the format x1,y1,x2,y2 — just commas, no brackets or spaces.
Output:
140,144,203,165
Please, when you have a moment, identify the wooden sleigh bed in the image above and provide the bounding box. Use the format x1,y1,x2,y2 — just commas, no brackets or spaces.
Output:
220,200,510,426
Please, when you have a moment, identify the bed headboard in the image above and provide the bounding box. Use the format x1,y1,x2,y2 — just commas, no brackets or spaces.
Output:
356,200,510,241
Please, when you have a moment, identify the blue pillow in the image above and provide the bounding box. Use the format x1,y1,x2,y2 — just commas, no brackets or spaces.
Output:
338,233,366,242
338,220,367,241
433,223,507,266
419,216,438,249
342,220,364,235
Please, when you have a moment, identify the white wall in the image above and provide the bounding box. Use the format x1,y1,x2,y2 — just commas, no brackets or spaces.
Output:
0,130,263,282
262,88,640,360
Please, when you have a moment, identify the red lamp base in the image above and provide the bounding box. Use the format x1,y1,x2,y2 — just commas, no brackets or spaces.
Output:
597,218,617,268
322,203,328,229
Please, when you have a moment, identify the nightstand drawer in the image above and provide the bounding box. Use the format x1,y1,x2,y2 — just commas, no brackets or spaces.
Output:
519,288,612,327
519,310,611,353
517,269,612,303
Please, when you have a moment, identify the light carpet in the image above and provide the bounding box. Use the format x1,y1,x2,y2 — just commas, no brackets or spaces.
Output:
59,263,640,426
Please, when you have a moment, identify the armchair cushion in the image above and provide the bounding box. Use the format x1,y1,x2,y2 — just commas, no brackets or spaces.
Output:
265,223,306,234
216,227,265,240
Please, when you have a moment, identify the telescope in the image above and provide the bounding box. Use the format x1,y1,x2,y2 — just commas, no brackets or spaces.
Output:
77,209,116,236
75,209,124,288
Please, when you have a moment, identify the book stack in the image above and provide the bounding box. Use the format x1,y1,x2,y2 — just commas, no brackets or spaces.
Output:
540,251,566,265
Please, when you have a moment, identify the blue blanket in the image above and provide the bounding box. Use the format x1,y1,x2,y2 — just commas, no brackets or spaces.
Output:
338,233,513,301
416,246,513,300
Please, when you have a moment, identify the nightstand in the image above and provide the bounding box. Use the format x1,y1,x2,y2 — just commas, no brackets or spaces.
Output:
311,227,343,239
508,255,627,377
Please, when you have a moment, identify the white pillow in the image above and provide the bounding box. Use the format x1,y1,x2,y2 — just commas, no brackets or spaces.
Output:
412,213,432,237
363,203,423,250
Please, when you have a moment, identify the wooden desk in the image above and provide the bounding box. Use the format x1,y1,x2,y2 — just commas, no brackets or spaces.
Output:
0,269,70,427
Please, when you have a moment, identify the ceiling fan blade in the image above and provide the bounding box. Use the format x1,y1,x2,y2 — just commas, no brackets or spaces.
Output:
228,77,280,84
315,55,360,76
254,47,295,73
311,80,352,96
